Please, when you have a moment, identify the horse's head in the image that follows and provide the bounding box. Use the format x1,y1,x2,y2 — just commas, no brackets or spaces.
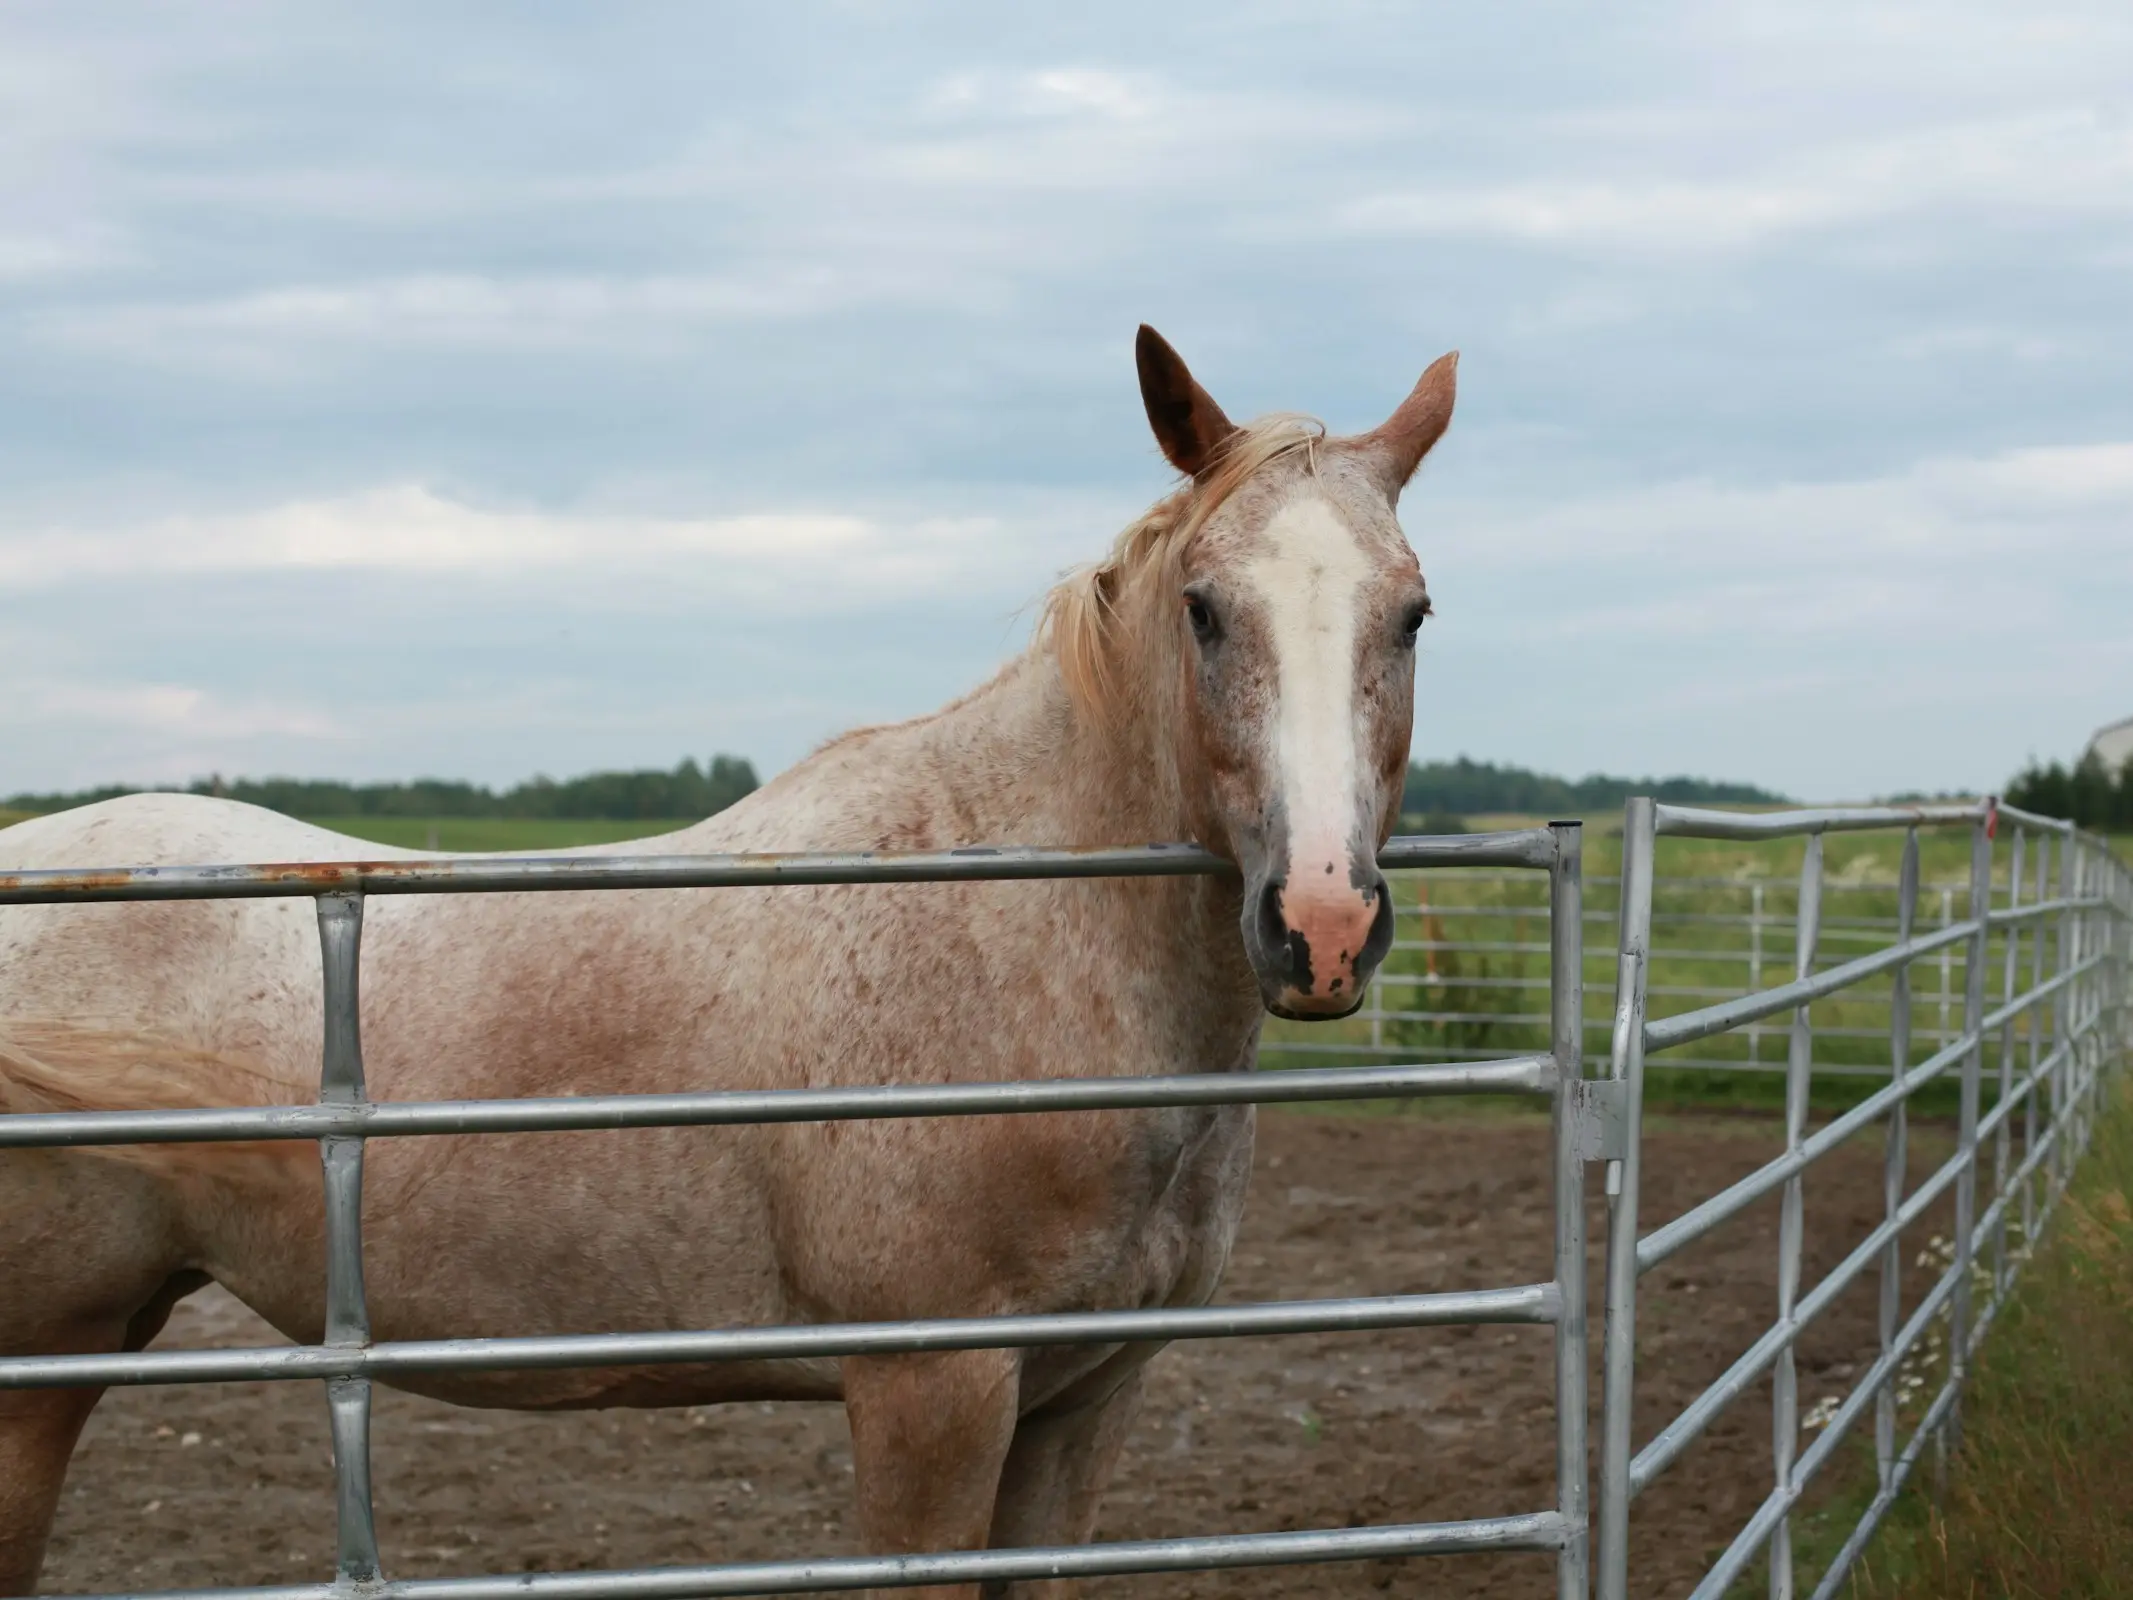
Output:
1136,326,1456,1020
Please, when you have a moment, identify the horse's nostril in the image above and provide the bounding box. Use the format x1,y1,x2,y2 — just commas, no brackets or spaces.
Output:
1256,877,1288,952
1359,871,1397,972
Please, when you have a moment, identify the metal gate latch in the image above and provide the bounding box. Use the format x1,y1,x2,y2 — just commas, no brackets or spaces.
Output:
1572,1078,1629,1163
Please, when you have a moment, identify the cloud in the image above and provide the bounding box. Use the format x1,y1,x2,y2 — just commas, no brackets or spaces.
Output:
1434,442,2133,577
0,3,2129,798
0,485,1033,605
0,679,343,742
1337,111,2133,255
33,270,908,365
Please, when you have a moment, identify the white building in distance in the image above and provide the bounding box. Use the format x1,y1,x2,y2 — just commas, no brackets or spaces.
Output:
2086,715,2133,772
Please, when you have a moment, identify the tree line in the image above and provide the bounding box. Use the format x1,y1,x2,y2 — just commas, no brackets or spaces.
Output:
1401,756,1786,817
4,756,762,823
2005,751,2133,832
11,752,1793,826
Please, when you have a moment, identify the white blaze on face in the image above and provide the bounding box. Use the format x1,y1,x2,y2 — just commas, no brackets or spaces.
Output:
1242,494,1374,886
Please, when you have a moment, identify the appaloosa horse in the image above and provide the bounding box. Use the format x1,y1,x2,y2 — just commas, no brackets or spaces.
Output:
0,326,1455,1597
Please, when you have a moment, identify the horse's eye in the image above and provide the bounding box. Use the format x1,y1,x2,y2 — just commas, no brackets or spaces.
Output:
1400,601,1431,643
1184,593,1217,642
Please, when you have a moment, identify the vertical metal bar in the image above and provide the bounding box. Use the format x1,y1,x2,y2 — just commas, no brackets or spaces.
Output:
316,892,380,1585
1769,833,1823,1600
1547,821,1589,1600
1993,829,2024,1297
1596,797,1657,1600
1944,814,1992,1466
2071,843,2095,1164
1875,828,1919,1496
1936,888,1955,1048
2023,836,2049,1253
1749,882,1765,1065
2047,840,2064,1203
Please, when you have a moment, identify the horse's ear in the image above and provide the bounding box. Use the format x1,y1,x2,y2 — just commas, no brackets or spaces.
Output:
1136,325,1238,478
1351,352,1458,500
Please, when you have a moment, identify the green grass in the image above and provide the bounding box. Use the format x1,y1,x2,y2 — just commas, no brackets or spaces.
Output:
293,815,698,852
0,807,694,853
1778,1078,2133,1600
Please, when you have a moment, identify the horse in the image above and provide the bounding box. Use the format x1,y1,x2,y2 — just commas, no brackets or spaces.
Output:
0,325,1455,1599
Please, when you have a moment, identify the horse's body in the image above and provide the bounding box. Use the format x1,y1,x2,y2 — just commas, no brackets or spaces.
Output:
0,328,1456,1597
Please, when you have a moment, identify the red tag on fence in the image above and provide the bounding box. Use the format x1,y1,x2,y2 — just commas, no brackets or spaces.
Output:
1985,798,1999,840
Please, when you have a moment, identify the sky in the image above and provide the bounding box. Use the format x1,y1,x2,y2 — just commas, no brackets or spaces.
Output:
2,2,2130,802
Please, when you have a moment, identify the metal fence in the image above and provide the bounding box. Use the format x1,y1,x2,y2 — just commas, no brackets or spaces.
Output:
1594,798,2133,1600
1263,865,2029,1079
0,828,1601,1600
1,800,2127,1599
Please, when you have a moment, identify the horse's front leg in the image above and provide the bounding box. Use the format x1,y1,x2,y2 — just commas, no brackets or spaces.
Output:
979,1363,1148,1600
842,1347,1022,1600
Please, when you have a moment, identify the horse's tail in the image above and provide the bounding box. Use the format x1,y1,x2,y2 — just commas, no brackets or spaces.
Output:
0,1020,310,1187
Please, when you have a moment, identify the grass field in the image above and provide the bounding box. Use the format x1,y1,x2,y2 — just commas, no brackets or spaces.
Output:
0,807,699,852
292,815,698,852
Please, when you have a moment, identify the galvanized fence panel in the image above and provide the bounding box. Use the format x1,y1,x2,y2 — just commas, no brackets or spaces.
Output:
1593,800,2133,1600
0,828,1599,1600
7,801,2127,1600
1264,859,2048,1080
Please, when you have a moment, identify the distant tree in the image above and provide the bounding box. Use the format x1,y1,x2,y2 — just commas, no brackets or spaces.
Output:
1401,756,1786,817
2007,752,2133,830
5,755,763,824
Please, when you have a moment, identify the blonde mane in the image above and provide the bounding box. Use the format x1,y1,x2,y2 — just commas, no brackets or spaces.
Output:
1039,414,1325,725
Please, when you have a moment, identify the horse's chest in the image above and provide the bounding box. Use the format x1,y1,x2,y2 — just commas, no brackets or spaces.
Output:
1085,1101,1257,1313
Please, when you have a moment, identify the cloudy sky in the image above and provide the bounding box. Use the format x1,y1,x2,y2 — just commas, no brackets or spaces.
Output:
3,2,2129,801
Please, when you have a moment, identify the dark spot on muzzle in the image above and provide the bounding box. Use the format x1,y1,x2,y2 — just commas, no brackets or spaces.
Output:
1250,870,1399,1017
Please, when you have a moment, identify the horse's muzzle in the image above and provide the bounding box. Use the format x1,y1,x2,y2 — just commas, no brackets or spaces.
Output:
1243,866,1397,1020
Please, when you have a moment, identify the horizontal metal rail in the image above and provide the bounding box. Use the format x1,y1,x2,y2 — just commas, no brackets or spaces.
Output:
1635,960,2105,1274
1686,1082,2092,1600
1627,963,2113,1494
0,1055,1556,1151
1643,918,1978,1052
1628,1073,1977,1492
1689,1262,1966,1600
0,1282,1560,1392
1635,1029,1978,1274
1653,802,1985,840
82,1512,1572,1600
0,831,1555,906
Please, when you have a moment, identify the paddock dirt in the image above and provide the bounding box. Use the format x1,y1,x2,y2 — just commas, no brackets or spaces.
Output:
42,1108,1955,1598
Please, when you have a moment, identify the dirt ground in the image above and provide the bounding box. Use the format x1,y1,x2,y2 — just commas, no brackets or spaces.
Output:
42,1108,1954,1598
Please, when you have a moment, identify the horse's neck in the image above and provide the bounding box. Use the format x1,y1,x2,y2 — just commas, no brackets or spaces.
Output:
918,654,1260,1049
685,648,1260,1062
925,653,1186,846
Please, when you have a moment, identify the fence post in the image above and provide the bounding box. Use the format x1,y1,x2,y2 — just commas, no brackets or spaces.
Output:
1596,797,1656,1600
1547,821,1589,1600
2052,829,2077,1203
316,893,381,1585
1993,828,2025,1297
1943,810,1992,1471
1749,882,1765,1065
1875,827,1919,1498
1769,832,1824,1600
2023,836,2050,1254
1936,888,1955,1048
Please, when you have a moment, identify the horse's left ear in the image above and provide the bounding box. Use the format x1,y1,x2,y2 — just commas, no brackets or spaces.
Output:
1136,324,1238,478
1351,352,1458,500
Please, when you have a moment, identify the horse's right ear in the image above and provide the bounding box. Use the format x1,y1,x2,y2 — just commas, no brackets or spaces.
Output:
1136,325,1237,478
